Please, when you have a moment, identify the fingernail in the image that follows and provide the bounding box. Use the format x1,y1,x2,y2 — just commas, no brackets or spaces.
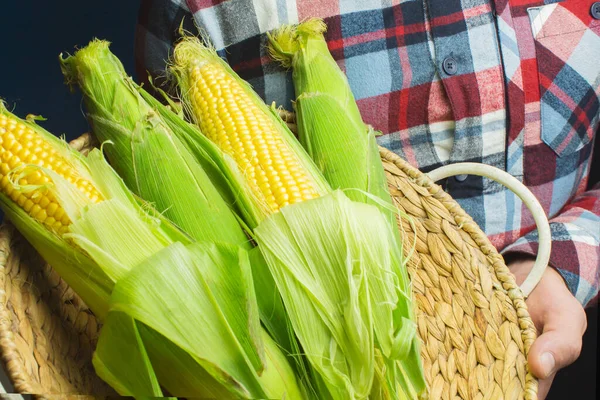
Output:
540,352,555,378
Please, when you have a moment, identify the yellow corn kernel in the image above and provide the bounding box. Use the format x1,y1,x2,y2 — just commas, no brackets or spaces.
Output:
0,113,103,234
187,62,320,213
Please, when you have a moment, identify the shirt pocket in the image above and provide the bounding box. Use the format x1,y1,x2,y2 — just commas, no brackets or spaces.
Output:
527,0,600,157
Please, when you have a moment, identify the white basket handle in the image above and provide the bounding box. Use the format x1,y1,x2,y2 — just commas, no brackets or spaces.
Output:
427,163,551,297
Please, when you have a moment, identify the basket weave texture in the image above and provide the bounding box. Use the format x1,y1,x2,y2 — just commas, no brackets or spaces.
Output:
0,133,538,399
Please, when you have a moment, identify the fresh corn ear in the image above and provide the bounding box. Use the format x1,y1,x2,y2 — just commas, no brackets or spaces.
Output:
0,103,188,319
170,37,331,225
268,18,364,129
0,104,114,318
267,18,395,223
268,19,426,398
170,36,420,400
59,40,251,251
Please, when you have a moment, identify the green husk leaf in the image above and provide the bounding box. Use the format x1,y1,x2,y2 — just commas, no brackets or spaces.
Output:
255,191,413,400
67,199,167,279
93,311,163,397
36,148,182,280
137,86,265,233
0,191,113,319
105,241,304,399
136,323,237,399
294,92,371,200
247,246,322,400
87,130,193,247
247,246,293,357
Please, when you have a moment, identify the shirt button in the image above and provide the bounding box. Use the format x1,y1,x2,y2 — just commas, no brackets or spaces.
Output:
455,174,468,182
443,57,458,75
592,2,600,19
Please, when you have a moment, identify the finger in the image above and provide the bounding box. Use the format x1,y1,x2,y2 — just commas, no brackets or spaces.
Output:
527,303,586,379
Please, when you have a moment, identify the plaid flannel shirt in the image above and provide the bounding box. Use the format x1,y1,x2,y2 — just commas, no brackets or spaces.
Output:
136,0,600,307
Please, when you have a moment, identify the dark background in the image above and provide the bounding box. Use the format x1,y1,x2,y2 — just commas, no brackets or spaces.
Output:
0,0,140,141
0,0,597,398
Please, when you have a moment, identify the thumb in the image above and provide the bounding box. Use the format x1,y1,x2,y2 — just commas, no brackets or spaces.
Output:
527,309,585,379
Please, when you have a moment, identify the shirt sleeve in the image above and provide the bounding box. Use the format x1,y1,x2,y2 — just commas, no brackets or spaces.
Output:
135,0,196,95
501,183,600,308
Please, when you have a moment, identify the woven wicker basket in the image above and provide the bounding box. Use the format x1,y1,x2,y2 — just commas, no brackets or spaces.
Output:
0,131,540,399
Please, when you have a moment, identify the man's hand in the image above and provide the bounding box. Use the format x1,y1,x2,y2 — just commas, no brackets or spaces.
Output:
508,257,587,399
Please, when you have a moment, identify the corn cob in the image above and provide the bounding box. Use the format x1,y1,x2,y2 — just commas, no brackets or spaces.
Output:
0,101,193,305
0,112,101,234
170,38,331,226
187,62,320,211
267,18,399,235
